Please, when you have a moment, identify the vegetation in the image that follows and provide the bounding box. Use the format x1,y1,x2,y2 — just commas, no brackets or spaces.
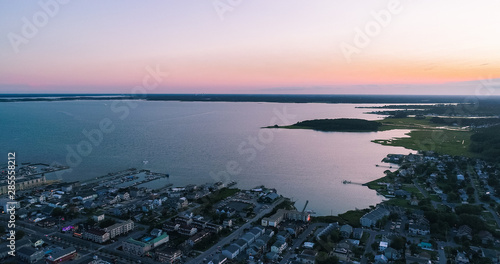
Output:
268,118,381,132
312,208,369,227
469,125,500,161
366,102,500,117
373,129,474,157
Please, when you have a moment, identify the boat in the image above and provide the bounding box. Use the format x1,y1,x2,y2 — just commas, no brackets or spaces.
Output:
143,160,148,165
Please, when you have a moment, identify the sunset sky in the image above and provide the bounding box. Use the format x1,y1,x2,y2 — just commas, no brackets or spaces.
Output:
1,0,499,95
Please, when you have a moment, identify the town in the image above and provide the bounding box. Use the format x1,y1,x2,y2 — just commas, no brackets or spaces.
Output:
0,152,500,264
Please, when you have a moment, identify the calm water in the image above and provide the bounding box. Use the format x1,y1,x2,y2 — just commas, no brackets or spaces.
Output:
1,101,414,215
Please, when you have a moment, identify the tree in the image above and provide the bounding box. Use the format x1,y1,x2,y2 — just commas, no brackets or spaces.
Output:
16,230,25,240
391,236,406,251
51,207,65,218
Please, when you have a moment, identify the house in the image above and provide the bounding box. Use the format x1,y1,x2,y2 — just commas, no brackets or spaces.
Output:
255,235,271,249
375,254,388,264
241,233,256,244
277,230,291,242
92,214,105,222
409,223,430,235
234,239,248,251
457,225,472,240
457,174,465,181
223,219,232,227
360,207,390,227
456,252,470,264
222,245,240,259
418,242,433,250
478,230,495,245
379,241,388,251
303,242,315,249
271,240,287,254
246,245,261,256
340,224,353,238
353,228,364,239
394,190,410,199
332,242,350,261
384,247,399,260
249,226,264,237
263,192,279,203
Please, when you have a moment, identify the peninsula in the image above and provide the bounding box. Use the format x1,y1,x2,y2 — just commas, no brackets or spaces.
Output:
266,118,382,132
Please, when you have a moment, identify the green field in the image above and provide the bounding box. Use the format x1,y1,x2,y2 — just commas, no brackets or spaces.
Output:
373,129,474,157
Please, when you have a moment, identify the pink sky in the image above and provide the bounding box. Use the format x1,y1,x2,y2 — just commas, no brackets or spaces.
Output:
1,0,499,95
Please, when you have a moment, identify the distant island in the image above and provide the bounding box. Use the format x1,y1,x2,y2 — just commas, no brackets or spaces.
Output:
266,118,382,132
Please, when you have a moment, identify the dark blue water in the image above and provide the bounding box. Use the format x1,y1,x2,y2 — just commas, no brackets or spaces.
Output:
1,101,414,215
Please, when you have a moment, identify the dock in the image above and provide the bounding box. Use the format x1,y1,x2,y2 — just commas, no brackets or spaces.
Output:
342,180,364,186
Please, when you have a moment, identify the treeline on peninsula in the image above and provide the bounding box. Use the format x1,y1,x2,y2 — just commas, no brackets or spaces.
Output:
286,118,381,132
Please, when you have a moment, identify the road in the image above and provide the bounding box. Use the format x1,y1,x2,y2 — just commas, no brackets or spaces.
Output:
469,169,500,229
185,197,285,264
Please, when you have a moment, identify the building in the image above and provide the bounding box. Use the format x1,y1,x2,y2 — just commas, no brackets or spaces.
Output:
207,254,228,264
104,220,134,238
122,233,169,256
234,239,248,252
261,209,310,227
46,247,77,264
0,175,46,195
93,214,105,222
187,230,211,246
155,247,182,263
456,252,470,264
340,224,353,238
271,240,287,254
0,198,19,213
353,228,364,239
151,228,163,237
17,247,45,263
83,228,110,243
360,207,390,227
409,223,430,235
222,245,240,259
379,241,388,251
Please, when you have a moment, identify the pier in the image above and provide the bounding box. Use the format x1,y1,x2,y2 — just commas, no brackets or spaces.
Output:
342,180,364,186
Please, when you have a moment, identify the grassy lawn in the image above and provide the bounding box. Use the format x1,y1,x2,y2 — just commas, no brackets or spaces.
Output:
312,209,369,227
382,198,415,209
210,188,240,204
378,117,440,130
481,211,498,229
429,194,441,202
373,129,474,157
402,185,425,199
365,176,390,191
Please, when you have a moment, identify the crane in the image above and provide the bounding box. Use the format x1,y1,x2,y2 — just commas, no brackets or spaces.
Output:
302,200,309,213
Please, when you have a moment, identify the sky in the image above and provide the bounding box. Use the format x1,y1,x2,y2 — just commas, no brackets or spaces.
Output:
0,0,500,95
